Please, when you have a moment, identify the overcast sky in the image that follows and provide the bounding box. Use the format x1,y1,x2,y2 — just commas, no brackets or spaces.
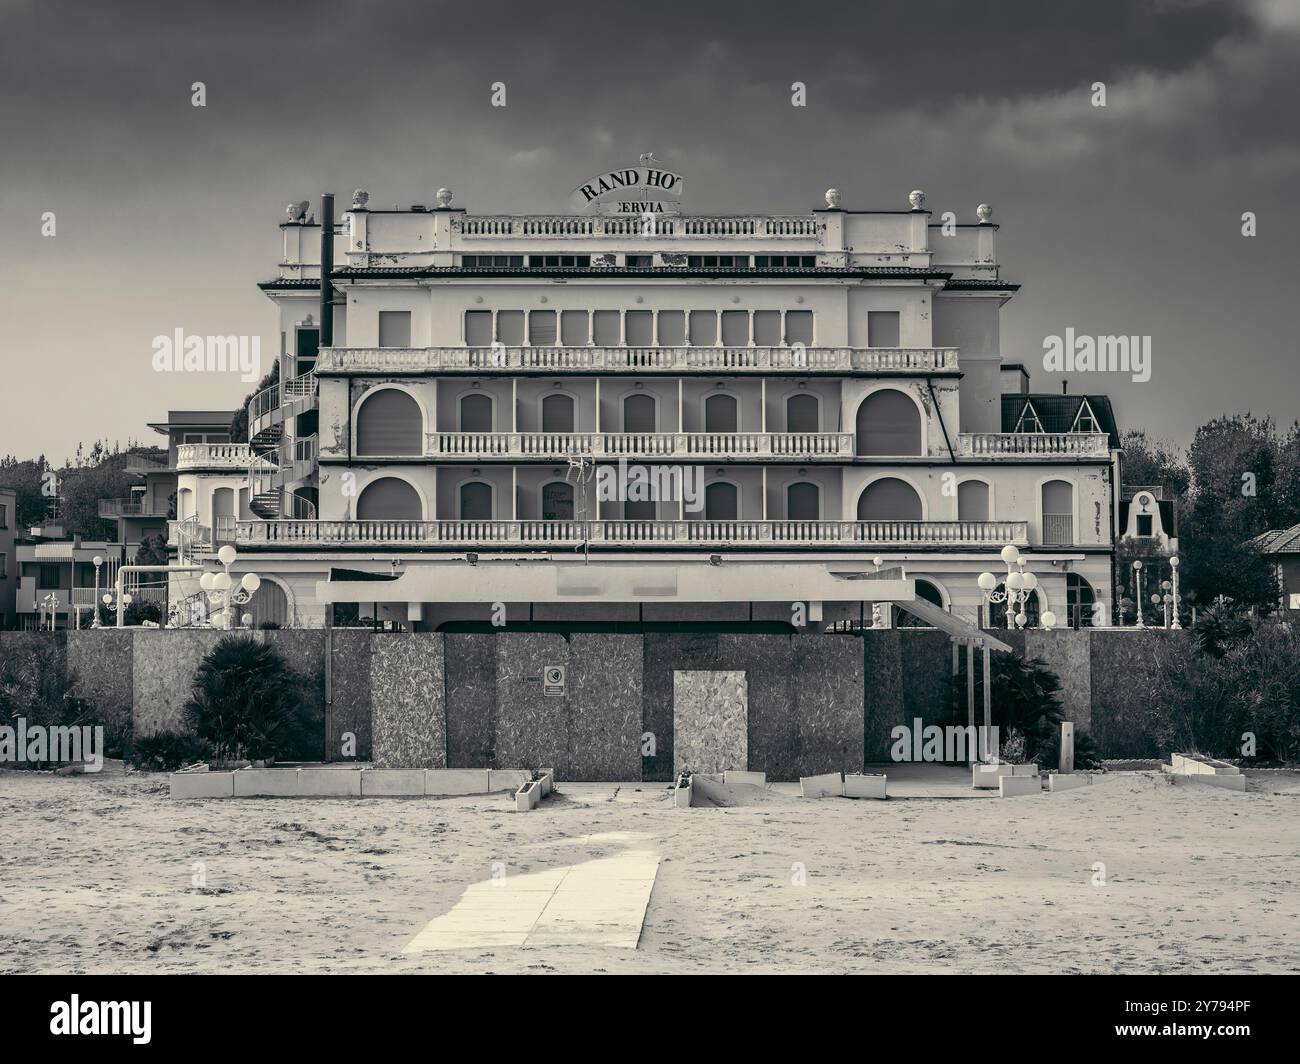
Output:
1,0,1297,461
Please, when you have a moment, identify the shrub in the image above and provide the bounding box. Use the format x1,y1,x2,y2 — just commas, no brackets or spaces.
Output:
1225,621,1300,763
131,730,213,771
952,650,1065,763
1034,727,1104,770
184,636,311,762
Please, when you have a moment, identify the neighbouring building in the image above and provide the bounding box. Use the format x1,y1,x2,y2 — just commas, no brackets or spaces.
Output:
166,179,1130,633
1252,523,1300,614
14,529,124,630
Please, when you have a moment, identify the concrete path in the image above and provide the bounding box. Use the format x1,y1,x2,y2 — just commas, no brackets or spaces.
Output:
402,849,660,953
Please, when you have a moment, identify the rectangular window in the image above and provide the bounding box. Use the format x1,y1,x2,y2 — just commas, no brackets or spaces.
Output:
462,255,523,267
656,310,686,346
624,310,653,346
721,310,749,347
868,311,901,348
593,310,621,345
785,310,814,346
378,310,411,348
527,255,590,268
38,564,61,589
0,504,7,529
560,310,589,346
756,255,815,268
496,310,524,346
688,311,717,346
1136,514,1154,536
753,310,781,346
528,310,557,346
625,254,653,268
464,310,493,347
0,553,6,579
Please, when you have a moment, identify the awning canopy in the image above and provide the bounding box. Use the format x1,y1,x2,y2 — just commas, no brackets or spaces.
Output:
894,596,1014,652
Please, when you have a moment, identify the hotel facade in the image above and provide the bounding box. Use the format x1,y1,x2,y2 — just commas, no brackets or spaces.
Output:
165,179,1124,634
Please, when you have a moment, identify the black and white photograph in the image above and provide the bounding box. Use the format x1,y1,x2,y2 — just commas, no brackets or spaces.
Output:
0,0,1297,1031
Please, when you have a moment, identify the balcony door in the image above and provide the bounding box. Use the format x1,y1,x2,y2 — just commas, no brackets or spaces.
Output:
623,393,656,433
704,393,738,433
1041,480,1074,545
542,481,575,521
459,481,493,521
705,482,739,521
541,393,575,433
460,393,493,433
786,393,818,433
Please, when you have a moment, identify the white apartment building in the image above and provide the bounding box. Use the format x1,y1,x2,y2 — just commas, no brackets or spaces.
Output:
168,180,1123,633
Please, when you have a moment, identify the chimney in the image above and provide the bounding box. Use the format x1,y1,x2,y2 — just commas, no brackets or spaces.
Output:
320,193,334,348
1061,379,1068,395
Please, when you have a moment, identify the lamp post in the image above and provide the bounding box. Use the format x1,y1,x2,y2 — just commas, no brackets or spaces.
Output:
1132,560,1145,629
199,544,261,630
91,555,104,628
870,555,884,628
1169,556,1182,630
977,543,1039,630
100,586,133,624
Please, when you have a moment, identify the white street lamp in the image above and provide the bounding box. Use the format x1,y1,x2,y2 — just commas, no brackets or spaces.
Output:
91,555,104,629
1169,556,1182,630
977,543,1040,629
200,546,262,629
1132,560,1145,629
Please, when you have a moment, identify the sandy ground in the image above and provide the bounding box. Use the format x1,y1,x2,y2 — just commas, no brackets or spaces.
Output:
1,768,1297,974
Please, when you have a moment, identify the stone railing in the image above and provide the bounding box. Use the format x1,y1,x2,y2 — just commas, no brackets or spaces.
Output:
317,346,959,374
451,215,824,239
957,433,1111,458
176,443,275,472
235,519,1029,549
420,431,855,460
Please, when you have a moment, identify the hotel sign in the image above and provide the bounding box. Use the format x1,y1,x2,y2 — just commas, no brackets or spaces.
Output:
570,153,684,214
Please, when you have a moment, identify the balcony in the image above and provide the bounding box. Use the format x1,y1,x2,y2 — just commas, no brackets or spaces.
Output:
957,433,1111,458
421,431,855,461
235,518,1028,549
316,346,960,375
99,498,172,518
123,454,167,475
451,215,824,240
176,443,273,472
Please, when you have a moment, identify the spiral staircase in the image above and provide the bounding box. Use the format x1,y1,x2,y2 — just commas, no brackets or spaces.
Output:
247,368,319,521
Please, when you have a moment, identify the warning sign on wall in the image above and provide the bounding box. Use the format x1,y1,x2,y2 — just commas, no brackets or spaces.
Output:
543,664,566,698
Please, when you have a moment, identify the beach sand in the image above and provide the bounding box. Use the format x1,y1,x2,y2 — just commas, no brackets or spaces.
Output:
1,769,1297,974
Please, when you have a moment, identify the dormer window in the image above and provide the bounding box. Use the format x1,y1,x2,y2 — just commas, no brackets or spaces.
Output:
1071,398,1100,433
1136,514,1154,536
1014,400,1045,433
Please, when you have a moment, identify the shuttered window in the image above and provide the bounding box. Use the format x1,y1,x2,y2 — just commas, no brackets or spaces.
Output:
464,311,493,347
624,311,653,346
787,482,820,520
786,393,819,432
378,311,411,348
753,310,781,346
542,393,575,432
705,482,739,520
689,311,717,346
855,389,922,456
958,481,990,521
868,311,900,348
657,311,685,346
356,389,423,455
496,311,524,346
560,310,589,346
785,310,813,346
721,310,749,346
357,477,422,520
704,393,738,432
460,393,493,432
593,310,621,345
459,482,493,520
857,478,923,521
528,310,557,346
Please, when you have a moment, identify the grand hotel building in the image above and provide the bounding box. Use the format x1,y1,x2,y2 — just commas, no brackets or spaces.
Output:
167,184,1123,633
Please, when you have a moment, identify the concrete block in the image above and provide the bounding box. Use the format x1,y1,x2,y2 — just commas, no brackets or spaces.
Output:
170,772,235,799
1046,772,1094,792
673,777,692,808
844,773,887,799
724,770,766,786
1010,763,1040,777
690,774,731,806
515,781,542,811
1172,753,1239,775
538,769,555,797
1180,772,1247,792
972,763,1013,789
298,768,362,796
360,769,427,796
424,769,490,795
999,775,1043,797
233,768,300,796
489,769,530,793
800,772,843,799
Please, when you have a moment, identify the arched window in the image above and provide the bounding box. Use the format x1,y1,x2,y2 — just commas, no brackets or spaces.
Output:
857,478,923,521
704,393,738,433
1067,572,1098,628
356,477,422,520
246,580,290,628
357,388,423,455
786,481,820,520
542,481,574,521
705,482,738,520
957,480,990,522
786,393,819,433
623,393,656,433
460,393,493,433
541,393,574,433
625,499,656,520
1041,480,1074,545
459,481,493,521
855,389,922,456
893,578,945,628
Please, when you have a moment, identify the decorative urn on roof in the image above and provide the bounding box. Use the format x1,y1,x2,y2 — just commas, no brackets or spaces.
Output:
436,187,453,208
977,203,994,223
908,189,925,210
351,188,369,210
824,188,841,209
